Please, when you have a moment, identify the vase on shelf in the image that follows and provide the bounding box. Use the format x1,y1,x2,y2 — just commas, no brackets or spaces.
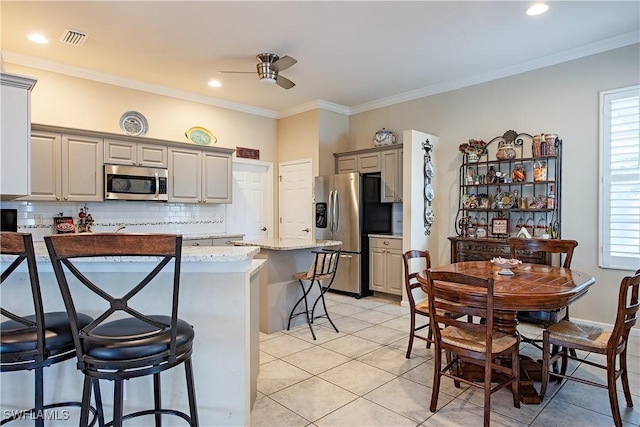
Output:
496,142,516,160
467,152,481,162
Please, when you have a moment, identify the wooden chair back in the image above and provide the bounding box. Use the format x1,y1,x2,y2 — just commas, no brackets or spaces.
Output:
402,250,431,309
507,237,578,268
611,270,640,350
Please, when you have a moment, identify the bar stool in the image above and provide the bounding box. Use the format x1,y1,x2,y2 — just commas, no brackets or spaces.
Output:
1,232,98,427
287,249,341,340
45,233,198,427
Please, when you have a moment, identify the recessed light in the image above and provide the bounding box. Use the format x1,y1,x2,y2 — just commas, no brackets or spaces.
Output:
208,80,222,88
526,3,549,16
28,33,49,44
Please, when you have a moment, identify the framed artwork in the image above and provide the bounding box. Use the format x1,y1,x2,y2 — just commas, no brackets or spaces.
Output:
491,218,509,236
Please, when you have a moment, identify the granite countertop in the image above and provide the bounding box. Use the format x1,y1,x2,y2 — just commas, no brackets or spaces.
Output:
182,233,245,240
231,238,342,251
14,241,260,264
367,233,403,240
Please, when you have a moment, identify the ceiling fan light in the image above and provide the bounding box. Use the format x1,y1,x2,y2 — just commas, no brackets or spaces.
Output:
260,77,277,85
526,3,549,16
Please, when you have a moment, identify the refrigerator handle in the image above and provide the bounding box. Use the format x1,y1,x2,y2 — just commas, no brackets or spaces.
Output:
328,190,334,233
334,189,340,234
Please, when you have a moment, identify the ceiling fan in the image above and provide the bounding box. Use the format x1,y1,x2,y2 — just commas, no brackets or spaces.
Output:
219,53,297,89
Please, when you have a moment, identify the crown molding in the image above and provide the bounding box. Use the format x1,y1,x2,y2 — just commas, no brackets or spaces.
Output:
349,31,640,115
2,51,279,119
277,99,350,119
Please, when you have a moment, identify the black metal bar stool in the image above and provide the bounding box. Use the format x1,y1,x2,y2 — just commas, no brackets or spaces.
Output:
45,233,198,427
287,249,341,340
1,232,100,427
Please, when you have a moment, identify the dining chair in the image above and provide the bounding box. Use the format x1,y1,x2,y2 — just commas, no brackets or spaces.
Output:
402,250,468,358
540,270,639,427
0,232,98,427
424,270,520,427
287,249,341,340
45,233,198,427
507,237,578,350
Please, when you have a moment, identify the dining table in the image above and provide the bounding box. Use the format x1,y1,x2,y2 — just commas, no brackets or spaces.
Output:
417,260,595,404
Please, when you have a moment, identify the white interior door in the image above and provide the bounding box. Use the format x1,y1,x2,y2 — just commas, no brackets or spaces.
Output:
279,159,313,239
226,159,273,241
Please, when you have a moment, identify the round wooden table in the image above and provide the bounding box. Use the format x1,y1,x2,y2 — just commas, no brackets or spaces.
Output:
417,260,595,403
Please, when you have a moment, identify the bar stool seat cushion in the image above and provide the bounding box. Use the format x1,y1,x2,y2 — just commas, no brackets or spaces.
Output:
85,315,194,361
1,312,93,357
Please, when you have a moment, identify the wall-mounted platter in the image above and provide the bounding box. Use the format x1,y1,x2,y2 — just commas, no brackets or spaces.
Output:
186,126,216,145
119,111,148,136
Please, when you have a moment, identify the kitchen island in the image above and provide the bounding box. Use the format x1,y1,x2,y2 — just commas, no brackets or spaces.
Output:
232,238,341,334
1,242,263,427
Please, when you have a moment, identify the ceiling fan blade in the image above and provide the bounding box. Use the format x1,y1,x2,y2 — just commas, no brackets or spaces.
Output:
271,56,297,72
276,74,295,89
218,70,255,74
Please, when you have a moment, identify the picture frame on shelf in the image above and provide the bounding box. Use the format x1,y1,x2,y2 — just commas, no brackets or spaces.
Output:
491,218,509,236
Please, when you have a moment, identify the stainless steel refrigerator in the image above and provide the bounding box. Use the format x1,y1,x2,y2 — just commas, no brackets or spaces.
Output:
314,172,392,297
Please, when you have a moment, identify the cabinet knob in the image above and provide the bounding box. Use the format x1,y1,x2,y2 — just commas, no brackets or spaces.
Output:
56,196,60,200
63,196,68,201
261,227,267,231
192,242,200,246
302,228,310,233
383,241,390,245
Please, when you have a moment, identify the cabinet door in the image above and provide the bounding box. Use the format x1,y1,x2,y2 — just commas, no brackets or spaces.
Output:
336,155,357,173
202,152,232,204
62,134,103,202
104,139,136,165
169,148,201,203
19,132,62,201
183,238,214,247
137,143,168,168
386,249,404,295
380,150,399,203
358,153,381,173
369,246,386,292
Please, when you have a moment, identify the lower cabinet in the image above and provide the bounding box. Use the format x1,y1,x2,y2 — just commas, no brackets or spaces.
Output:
183,236,243,247
369,236,403,296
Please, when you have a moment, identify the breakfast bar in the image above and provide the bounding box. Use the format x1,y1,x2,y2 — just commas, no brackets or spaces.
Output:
0,243,264,427
232,238,342,334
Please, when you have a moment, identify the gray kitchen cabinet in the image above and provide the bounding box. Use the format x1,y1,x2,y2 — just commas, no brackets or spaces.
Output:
380,148,403,203
20,131,103,202
169,147,232,204
335,152,381,174
104,139,167,168
0,72,37,200
336,155,357,173
369,236,403,295
183,236,243,247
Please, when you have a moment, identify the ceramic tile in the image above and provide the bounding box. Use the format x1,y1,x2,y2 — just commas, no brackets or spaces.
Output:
269,377,358,422
288,322,345,345
401,357,470,397
377,315,420,333
321,316,374,334
352,324,408,345
388,335,436,360
349,308,398,324
257,359,312,395
320,334,385,359
531,395,620,427
372,303,410,316
260,334,315,358
323,302,368,317
260,350,276,365
317,360,396,396
250,397,311,427
315,397,416,427
423,396,525,427
357,345,425,376
282,346,351,375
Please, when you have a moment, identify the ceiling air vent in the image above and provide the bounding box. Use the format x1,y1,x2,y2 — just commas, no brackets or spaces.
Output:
59,29,88,47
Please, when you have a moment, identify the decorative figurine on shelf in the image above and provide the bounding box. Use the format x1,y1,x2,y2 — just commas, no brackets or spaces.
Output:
76,203,94,233
458,216,471,238
486,166,497,184
458,139,487,163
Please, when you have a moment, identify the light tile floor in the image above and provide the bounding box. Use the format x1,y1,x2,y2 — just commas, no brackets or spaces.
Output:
251,292,640,427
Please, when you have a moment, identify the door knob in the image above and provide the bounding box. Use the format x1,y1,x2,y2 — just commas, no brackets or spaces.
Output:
302,228,310,233
261,227,267,231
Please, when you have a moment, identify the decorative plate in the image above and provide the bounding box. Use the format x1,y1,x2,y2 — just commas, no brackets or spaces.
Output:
425,160,434,178
424,183,434,201
424,206,434,224
496,191,515,209
186,126,216,145
119,111,148,136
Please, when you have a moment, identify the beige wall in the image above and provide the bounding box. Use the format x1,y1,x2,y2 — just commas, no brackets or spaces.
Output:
6,64,279,162
318,109,349,176
349,44,640,324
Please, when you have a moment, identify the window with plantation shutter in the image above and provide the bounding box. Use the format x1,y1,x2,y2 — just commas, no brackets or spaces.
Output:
599,85,640,270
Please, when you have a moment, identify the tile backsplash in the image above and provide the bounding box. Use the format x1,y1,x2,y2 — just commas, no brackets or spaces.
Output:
0,200,227,241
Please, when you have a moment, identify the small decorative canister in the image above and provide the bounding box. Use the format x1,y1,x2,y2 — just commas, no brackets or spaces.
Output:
496,141,517,160
533,160,547,182
373,128,396,146
544,134,557,156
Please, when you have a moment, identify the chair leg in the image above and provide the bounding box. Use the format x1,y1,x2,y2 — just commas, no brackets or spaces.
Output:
80,376,94,427
33,366,44,427
429,346,442,412
512,348,520,408
113,380,124,427
607,353,623,427
483,357,492,427
426,323,433,349
311,282,339,333
287,280,316,340
92,379,105,427
406,313,416,358
153,372,162,427
184,359,199,427
619,348,634,408
540,332,550,399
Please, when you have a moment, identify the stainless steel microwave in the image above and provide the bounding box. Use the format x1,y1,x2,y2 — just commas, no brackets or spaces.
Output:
104,164,168,201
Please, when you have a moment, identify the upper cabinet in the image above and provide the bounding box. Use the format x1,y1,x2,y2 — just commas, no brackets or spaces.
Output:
0,72,37,200
20,130,104,202
380,148,403,203
169,147,233,204
104,139,167,168
335,152,381,174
